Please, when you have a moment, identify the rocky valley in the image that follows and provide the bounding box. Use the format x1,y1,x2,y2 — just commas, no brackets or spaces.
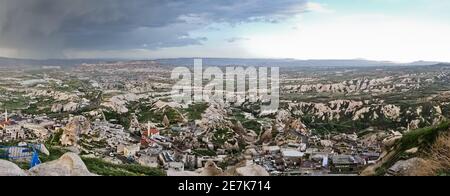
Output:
1,60,449,176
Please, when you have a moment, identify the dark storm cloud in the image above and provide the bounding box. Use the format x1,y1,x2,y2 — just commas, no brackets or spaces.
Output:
0,0,307,58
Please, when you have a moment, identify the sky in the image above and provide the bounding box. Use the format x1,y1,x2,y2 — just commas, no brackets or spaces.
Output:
0,0,450,62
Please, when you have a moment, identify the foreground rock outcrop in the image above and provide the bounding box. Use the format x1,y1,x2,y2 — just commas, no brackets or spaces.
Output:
167,160,270,176
0,153,95,176
0,160,28,176
29,152,95,176
387,158,426,176
235,164,270,176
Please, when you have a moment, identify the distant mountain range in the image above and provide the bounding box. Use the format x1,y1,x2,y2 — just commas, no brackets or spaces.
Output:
0,56,445,67
0,57,111,67
154,58,444,67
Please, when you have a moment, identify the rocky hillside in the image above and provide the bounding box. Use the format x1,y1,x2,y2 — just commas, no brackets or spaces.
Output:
287,99,448,134
362,121,450,176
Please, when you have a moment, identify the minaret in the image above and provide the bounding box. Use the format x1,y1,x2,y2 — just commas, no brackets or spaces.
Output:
3,109,7,130
417,77,421,89
147,121,151,137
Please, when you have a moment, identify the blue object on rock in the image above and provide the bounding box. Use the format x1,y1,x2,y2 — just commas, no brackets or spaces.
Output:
30,150,41,169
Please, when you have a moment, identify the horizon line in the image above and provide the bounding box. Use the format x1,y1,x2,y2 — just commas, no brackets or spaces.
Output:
0,56,447,64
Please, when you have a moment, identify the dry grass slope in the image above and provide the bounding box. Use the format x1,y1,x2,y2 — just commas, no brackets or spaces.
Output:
413,132,450,176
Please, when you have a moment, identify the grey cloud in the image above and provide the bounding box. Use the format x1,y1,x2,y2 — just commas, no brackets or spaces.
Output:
0,0,307,58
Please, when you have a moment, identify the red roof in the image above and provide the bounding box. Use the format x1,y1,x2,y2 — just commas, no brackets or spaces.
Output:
149,128,159,135
140,137,156,148
0,120,13,126
141,128,159,137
